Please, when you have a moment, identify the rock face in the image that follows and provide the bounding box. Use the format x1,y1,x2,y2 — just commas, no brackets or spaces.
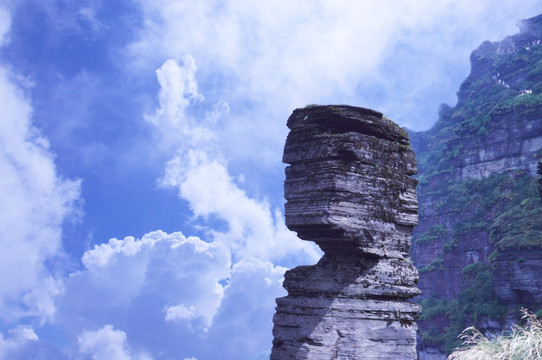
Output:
410,13,542,357
539,158,542,199
492,249,542,305
452,110,542,181
271,105,420,359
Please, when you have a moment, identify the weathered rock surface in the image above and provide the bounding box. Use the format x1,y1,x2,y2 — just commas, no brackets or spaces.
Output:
539,158,542,199
493,249,542,305
271,105,420,359
410,13,542,358
454,111,542,180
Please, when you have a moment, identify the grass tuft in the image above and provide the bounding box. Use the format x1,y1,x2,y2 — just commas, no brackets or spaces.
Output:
448,309,542,360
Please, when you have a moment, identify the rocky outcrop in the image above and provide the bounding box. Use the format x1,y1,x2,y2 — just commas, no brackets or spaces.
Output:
539,158,542,199
493,249,542,306
410,13,542,357
271,105,420,359
455,110,542,180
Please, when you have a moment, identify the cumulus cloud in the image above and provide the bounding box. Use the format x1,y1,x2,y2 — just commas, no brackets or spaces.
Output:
164,304,198,322
0,324,69,359
0,9,80,321
60,231,230,333
147,56,203,126
78,325,153,360
52,230,288,360
0,67,80,319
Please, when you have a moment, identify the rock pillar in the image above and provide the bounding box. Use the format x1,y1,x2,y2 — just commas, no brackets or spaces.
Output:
271,105,420,359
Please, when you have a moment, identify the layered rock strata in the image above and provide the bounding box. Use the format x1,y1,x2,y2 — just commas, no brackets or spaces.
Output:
271,105,420,359
409,14,542,357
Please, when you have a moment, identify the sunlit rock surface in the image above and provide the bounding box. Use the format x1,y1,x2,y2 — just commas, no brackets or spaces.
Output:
271,105,420,360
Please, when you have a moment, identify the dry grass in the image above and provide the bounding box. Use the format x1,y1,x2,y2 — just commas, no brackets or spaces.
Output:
447,309,542,360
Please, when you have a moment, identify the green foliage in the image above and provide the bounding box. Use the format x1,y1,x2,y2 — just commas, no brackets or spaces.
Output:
461,262,487,276
490,197,542,250
497,92,542,110
418,171,542,252
413,30,542,356
419,257,444,273
420,298,465,352
443,237,458,251
420,263,506,354
417,173,541,353
459,263,507,323
414,38,542,194
415,225,449,244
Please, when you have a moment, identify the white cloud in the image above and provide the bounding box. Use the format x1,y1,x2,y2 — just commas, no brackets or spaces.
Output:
161,150,320,264
60,231,230,332
0,19,81,320
78,325,153,360
164,304,198,322
54,230,288,359
0,325,38,359
130,0,542,141
146,56,203,128
145,58,218,162
146,56,320,266
203,257,287,359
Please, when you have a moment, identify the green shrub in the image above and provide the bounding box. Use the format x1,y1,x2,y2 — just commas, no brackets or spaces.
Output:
490,197,542,250
419,257,444,273
419,262,506,353
415,225,449,244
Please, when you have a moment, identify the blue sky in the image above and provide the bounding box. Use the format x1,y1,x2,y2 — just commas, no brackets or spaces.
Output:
0,1,541,359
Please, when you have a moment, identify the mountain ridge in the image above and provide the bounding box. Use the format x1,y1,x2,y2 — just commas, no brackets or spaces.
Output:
409,13,542,358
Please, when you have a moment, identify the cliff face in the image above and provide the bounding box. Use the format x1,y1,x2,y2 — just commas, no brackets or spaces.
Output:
411,14,542,356
271,105,420,359
454,110,542,179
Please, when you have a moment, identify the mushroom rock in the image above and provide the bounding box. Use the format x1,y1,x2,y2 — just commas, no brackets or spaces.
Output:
271,105,420,360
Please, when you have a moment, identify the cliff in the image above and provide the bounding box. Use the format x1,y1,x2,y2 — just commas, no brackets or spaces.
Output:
410,14,542,357
271,105,420,359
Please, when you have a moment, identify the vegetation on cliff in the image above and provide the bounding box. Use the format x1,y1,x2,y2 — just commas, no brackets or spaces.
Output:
411,14,542,354
420,262,506,353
